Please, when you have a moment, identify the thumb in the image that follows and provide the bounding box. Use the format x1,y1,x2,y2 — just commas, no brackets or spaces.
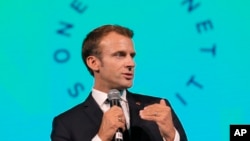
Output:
160,99,166,106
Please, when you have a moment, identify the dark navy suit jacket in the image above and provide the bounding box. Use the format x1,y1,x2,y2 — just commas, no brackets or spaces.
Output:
51,91,188,141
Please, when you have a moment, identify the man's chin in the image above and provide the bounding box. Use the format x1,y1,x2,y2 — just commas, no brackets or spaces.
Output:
115,83,133,90
124,83,133,88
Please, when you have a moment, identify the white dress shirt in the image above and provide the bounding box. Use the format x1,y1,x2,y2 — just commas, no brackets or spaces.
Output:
91,88,180,141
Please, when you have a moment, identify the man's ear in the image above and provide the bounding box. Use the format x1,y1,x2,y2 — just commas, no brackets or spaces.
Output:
86,56,100,72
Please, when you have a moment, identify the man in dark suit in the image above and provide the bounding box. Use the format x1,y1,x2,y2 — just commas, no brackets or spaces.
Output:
51,24,188,141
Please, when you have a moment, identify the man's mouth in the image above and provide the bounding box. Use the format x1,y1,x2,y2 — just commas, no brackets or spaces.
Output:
123,73,133,79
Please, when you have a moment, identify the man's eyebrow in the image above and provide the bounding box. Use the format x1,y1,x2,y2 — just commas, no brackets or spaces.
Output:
113,50,126,54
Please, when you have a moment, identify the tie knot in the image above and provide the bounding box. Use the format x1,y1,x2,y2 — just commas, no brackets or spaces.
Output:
104,98,110,104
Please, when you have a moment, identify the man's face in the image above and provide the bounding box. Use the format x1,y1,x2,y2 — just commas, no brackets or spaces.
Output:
94,32,136,91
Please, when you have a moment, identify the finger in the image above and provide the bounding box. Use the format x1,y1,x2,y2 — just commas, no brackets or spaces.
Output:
142,100,168,115
120,123,126,131
140,110,158,118
141,110,156,116
118,116,126,123
140,104,163,115
117,118,126,131
108,107,124,117
110,106,123,112
159,99,166,106
140,113,157,121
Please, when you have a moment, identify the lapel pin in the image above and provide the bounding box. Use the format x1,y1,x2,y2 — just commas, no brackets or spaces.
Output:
135,102,141,105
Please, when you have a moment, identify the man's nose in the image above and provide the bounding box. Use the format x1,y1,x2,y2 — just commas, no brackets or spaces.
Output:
125,56,135,69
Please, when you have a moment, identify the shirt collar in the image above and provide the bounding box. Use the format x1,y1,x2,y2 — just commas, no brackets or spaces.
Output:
120,89,127,102
92,88,107,107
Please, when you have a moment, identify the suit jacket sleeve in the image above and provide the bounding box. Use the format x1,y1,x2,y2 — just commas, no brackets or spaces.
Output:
165,99,188,141
51,116,71,141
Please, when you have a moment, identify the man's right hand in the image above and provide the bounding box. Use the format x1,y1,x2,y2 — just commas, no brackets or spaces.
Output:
97,106,126,141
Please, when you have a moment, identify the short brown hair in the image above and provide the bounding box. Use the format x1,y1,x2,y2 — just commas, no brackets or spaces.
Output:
81,24,134,76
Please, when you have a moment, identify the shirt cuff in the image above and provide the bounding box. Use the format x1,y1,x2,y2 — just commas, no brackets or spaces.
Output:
163,128,180,141
91,134,102,141
174,128,180,141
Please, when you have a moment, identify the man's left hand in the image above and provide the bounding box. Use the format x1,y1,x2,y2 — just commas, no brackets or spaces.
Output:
139,99,176,141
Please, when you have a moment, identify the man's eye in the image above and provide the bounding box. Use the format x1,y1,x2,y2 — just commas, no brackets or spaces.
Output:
115,52,125,57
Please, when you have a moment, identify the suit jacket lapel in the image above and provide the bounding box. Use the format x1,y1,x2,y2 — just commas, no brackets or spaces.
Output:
82,93,103,128
127,91,142,127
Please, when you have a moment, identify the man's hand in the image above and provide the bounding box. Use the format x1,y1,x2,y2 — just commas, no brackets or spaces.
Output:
139,99,176,141
98,106,126,141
